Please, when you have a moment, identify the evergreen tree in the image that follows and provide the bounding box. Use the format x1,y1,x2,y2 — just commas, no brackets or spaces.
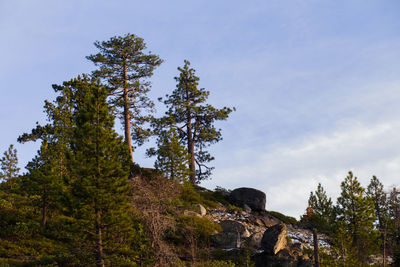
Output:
158,60,234,184
336,171,379,264
388,187,400,264
147,128,191,182
24,140,64,227
0,144,20,185
67,77,145,266
87,33,163,162
367,176,390,265
18,78,78,227
18,78,77,187
307,183,335,232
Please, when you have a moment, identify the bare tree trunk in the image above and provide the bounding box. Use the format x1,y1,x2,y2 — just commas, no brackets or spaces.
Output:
41,196,48,227
312,228,319,267
188,137,195,185
95,207,105,267
123,64,134,163
186,95,196,185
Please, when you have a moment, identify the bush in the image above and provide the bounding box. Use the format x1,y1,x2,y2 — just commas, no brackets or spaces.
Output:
211,249,254,266
174,215,221,247
268,211,298,225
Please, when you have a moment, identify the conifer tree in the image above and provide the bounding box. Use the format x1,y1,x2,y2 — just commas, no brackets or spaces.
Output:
147,128,191,182
18,79,77,227
388,187,400,264
0,144,20,184
67,77,142,266
24,140,64,227
307,183,335,231
18,78,76,184
158,60,234,184
367,176,390,265
87,33,163,162
336,171,379,264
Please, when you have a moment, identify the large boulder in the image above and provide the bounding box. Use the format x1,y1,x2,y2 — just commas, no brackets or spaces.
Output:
210,232,240,249
261,223,287,255
220,220,246,235
229,187,266,211
249,231,264,248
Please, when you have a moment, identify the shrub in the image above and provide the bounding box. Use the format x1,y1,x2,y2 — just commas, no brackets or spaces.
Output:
268,211,298,225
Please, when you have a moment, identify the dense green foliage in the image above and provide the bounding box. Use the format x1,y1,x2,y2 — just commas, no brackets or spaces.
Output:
267,210,298,225
147,128,191,182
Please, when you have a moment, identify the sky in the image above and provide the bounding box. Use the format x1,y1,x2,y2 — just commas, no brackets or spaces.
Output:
1,0,400,218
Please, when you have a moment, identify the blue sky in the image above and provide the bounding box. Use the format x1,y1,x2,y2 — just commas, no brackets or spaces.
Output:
1,0,400,217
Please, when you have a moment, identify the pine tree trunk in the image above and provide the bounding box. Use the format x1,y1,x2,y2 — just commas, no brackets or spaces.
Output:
123,64,134,163
41,197,48,227
312,228,319,267
186,87,196,185
187,119,196,185
95,207,105,267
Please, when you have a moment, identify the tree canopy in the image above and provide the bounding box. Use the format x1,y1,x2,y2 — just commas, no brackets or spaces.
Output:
87,33,163,163
157,60,234,184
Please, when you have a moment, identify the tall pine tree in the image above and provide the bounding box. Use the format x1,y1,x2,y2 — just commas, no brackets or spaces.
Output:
158,60,234,184
87,33,163,162
67,77,146,266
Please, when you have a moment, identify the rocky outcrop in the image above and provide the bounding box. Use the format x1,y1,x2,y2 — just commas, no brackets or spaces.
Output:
261,223,287,255
229,187,266,211
220,220,246,235
211,232,240,248
249,231,264,248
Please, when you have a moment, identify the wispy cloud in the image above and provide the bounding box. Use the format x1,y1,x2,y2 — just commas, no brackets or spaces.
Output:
204,119,400,218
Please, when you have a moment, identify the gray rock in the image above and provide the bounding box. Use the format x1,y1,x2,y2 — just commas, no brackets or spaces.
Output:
220,220,246,235
229,187,266,211
196,204,207,216
211,232,240,249
261,223,287,255
249,231,264,248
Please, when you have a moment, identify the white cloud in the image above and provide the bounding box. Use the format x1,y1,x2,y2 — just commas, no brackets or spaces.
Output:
203,119,400,218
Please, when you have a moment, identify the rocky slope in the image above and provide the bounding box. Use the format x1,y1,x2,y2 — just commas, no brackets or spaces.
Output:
188,187,331,266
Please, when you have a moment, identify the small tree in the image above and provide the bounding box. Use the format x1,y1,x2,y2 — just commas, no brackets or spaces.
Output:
87,33,163,162
336,171,379,264
307,183,335,232
158,60,234,184
0,144,20,184
147,128,191,182
367,176,390,265
24,140,64,227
